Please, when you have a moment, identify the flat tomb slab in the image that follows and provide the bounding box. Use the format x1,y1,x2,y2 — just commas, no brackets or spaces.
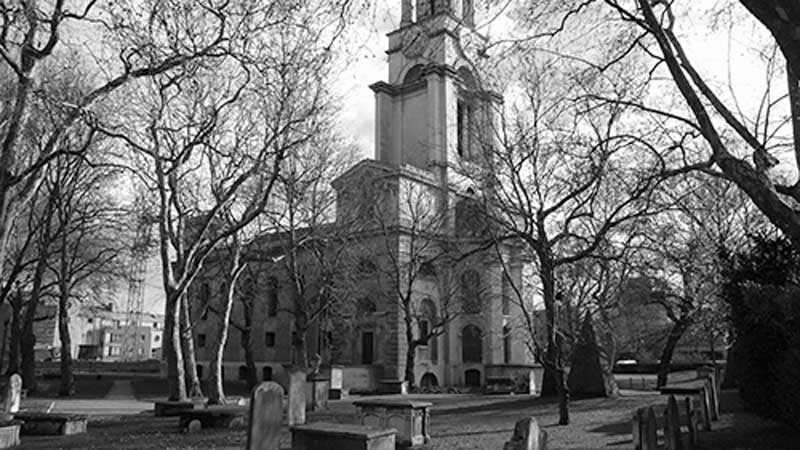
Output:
353,399,433,409
154,400,196,417
179,407,248,430
0,421,22,449
291,422,396,450
14,412,87,436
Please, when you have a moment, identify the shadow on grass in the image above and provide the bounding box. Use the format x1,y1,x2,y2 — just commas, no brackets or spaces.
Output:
131,379,250,400
432,395,557,416
29,376,115,399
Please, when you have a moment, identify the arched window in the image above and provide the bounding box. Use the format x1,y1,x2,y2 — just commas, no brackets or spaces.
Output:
267,277,279,317
357,258,378,274
462,324,482,363
455,198,488,238
404,65,425,83
357,297,377,316
262,366,273,381
420,298,438,363
457,67,477,90
419,260,437,277
460,270,481,313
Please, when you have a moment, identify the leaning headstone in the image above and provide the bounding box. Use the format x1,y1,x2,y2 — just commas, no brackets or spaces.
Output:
287,368,306,426
245,382,284,450
664,395,683,450
644,407,658,450
567,313,610,397
503,417,547,450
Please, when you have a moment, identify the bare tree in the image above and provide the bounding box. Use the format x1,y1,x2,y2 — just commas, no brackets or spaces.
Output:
100,1,352,402
0,0,257,284
44,150,128,396
478,50,684,424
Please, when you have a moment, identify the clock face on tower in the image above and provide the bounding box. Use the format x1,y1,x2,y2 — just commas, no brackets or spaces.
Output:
402,28,427,59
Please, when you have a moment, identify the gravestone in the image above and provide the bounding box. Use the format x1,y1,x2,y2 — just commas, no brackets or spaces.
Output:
307,373,329,411
246,382,284,450
287,368,306,426
0,375,21,421
567,314,610,398
684,397,699,447
664,395,683,450
632,408,645,450
503,417,547,450
4,375,20,415
644,407,658,450
329,366,343,400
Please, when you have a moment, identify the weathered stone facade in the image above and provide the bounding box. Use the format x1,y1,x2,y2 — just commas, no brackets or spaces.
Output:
191,0,534,390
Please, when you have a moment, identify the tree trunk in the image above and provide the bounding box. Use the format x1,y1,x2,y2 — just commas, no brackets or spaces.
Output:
21,239,50,392
404,314,417,388
57,288,74,397
20,324,36,393
657,320,690,388
208,246,243,405
538,252,570,424
241,304,258,390
164,288,187,401
180,293,202,398
6,293,22,376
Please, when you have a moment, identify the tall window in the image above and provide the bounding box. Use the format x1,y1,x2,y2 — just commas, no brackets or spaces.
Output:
267,277,279,317
461,270,481,313
199,283,210,320
462,325,482,363
265,332,276,348
457,100,471,158
503,325,512,364
361,331,375,364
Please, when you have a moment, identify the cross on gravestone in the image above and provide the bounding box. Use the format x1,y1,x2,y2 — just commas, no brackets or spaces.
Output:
245,382,284,450
664,395,683,450
502,417,547,450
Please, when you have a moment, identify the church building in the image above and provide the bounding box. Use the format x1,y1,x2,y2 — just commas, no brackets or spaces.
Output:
191,0,535,393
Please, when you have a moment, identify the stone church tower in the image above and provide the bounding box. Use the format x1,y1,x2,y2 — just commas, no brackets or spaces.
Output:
189,1,535,392
331,0,533,388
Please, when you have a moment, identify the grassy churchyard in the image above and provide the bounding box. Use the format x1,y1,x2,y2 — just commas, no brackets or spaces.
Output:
12,386,800,450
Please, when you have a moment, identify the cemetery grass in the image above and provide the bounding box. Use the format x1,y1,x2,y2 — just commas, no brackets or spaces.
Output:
13,392,667,449
14,389,800,449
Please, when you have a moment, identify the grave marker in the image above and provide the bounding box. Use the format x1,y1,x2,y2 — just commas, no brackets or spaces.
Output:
287,368,306,426
644,407,658,450
245,381,284,450
503,417,547,450
664,395,683,450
